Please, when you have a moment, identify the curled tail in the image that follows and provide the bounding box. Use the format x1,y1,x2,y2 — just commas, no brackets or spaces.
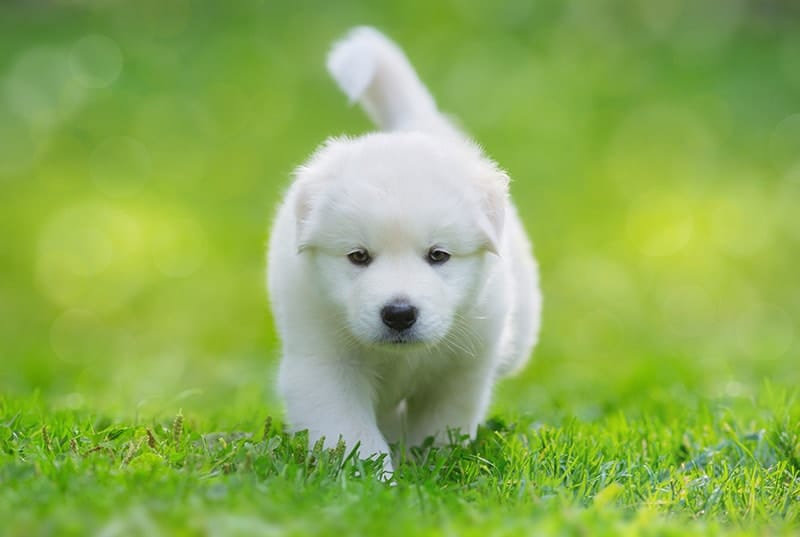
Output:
327,27,451,134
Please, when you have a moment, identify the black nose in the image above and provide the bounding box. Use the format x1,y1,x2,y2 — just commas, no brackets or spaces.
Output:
381,301,418,332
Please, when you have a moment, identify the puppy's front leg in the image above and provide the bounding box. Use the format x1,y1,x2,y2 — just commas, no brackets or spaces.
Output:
278,357,392,472
405,363,494,447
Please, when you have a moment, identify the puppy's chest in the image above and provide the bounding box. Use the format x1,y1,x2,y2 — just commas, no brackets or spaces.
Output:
372,353,447,406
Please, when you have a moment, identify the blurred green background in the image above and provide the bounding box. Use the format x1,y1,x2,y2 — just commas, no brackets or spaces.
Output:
0,0,798,420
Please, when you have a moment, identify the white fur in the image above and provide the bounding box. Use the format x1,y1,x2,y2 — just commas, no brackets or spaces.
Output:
267,27,541,474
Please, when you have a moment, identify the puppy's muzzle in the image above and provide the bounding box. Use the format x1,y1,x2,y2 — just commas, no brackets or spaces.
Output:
380,300,418,332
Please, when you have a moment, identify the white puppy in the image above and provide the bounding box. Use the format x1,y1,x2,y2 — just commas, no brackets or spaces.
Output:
267,27,541,472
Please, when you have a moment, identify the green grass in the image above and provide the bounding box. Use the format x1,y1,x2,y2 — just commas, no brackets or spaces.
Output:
1,0,799,535
3,389,799,536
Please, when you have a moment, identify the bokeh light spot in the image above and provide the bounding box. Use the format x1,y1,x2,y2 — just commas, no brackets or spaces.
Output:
4,46,86,130
58,392,86,410
37,203,146,312
626,194,695,257
70,34,123,88
39,217,113,277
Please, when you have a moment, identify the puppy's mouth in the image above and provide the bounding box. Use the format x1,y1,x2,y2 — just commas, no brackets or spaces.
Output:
374,329,426,347
383,333,418,344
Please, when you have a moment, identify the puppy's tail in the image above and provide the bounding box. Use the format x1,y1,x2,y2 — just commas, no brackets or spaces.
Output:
327,27,451,133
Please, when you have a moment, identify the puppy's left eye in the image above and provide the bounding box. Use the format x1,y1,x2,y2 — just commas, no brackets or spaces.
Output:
347,248,372,266
427,247,451,265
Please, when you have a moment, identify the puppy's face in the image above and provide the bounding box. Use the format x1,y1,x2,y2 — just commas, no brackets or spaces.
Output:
294,133,507,348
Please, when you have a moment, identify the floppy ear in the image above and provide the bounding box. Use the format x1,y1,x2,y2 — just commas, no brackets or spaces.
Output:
291,137,351,254
477,170,509,255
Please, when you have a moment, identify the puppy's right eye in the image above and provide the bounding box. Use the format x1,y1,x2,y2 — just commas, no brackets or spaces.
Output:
347,249,372,266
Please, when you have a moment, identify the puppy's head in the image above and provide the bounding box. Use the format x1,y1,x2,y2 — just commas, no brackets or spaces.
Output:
293,132,508,348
